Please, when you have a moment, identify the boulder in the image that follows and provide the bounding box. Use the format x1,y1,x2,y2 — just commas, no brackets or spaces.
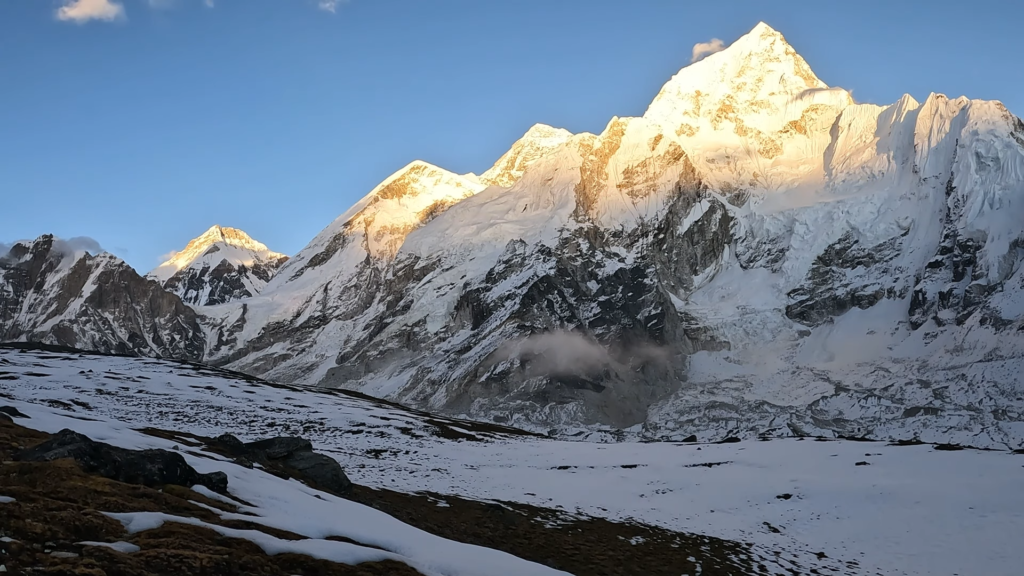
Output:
279,450,352,495
244,437,312,460
214,433,246,455
0,406,29,420
15,429,228,494
213,434,352,496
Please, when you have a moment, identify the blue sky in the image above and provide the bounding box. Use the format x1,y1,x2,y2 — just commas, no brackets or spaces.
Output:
2,0,1022,272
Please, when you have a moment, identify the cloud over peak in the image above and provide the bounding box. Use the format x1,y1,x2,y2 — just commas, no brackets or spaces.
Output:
56,0,126,23
691,38,725,63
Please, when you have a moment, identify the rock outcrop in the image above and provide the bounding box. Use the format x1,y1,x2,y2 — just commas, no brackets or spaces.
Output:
213,433,352,496
15,428,228,493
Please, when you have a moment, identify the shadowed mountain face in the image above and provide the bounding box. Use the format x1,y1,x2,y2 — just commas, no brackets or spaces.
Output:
6,23,1024,442
0,235,205,360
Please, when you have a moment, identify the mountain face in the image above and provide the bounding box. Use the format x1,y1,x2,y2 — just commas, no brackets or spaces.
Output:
7,23,1024,445
200,21,1024,444
0,235,205,360
148,225,288,307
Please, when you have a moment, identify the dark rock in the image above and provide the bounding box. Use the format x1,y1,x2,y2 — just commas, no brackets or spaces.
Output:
245,436,312,459
776,493,793,500
215,433,246,455
716,437,741,444
198,470,229,493
0,406,29,419
228,435,353,496
855,461,870,466
232,456,254,469
933,443,964,451
280,450,353,495
890,438,925,446
681,434,698,443
14,429,228,493
683,461,730,468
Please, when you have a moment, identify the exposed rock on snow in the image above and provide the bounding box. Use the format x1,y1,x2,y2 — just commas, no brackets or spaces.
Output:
15,428,228,493
214,433,353,496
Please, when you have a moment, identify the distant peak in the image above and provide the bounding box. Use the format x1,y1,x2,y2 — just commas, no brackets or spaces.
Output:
711,21,799,66
377,161,466,187
148,225,283,282
401,159,447,175
523,123,573,140
196,224,256,244
188,225,273,254
644,22,836,128
748,21,783,39
479,124,574,188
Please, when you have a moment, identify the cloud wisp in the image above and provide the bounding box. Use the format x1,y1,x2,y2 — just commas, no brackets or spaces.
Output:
51,0,346,24
56,0,126,23
691,38,725,63
52,236,105,256
318,0,346,13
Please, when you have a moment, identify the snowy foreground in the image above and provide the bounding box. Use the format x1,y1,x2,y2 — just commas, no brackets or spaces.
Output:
2,348,1023,576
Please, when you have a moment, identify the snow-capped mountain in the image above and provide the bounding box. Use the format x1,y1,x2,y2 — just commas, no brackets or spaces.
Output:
148,225,288,306
0,235,204,359
201,22,1024,444
6,22,1024,445
477,124,574,187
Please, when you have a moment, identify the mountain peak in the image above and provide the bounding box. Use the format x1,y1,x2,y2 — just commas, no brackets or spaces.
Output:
479,124,574,187
148,225,284,284
745,21,784,43
639,22,853,191
657,22,824,100
523,123,572,141
194,225,259,247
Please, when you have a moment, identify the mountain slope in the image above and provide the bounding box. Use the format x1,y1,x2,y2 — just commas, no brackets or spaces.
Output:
148,225,288,306
203,22,1024,443
0,235,205,359
5,347,1023,576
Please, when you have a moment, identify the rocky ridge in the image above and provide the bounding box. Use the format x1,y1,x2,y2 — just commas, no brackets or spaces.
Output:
0,235,205,360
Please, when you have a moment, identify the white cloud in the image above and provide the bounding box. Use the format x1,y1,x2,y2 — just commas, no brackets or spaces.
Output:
56,0,126,23
53,236,105,256
318,0,344,13
691,38,725,63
